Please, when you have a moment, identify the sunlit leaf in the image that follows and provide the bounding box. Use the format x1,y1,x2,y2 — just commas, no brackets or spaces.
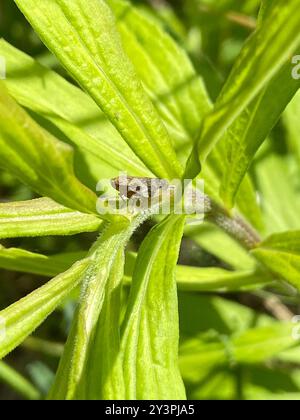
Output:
0,39,151,183
0,198,101,238
0,246,86,277
252,230,300,291
254,150,300,234
185,0,300,178
119,215,186,399
14,0,182,179
108,0,211,152
284,90,300,164
0,245,271,293
220,60,300,207
49,215,148,399
108,0,262,228
175,265,272,292
0,257,91,359
180,323,298,380
0,84,97,215
124,252,272,292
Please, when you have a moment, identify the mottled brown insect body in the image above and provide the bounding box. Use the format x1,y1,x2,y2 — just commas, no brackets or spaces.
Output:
111,176,169,199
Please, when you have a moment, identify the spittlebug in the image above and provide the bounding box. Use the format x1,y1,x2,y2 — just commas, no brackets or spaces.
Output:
111,176,169,199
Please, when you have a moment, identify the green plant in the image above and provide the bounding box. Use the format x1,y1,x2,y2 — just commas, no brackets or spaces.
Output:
0,0,300,400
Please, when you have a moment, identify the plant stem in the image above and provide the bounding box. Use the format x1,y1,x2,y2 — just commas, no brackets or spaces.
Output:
204,197,261,250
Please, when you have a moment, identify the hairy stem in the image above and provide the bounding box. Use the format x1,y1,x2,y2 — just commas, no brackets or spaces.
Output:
203,196,261,250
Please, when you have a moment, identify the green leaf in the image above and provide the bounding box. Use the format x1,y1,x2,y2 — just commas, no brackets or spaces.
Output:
4,13,237,207
0,242,272,297
0,257,90,359
201,143,263,230
254,151,300,234
175,265,272,292
102,2,264,224
73,0,261,227
183,362,300,400
52,216,186,399
247,391,300,401
180,323,298,379
108,0,212,151
284,90,300,164
233,323,298,363
0,245,86,277
14,0,182,179
243,364,300,401
185,0,300,178
252,230,300,291
234,175,264,231
178,294,274,342
49,216,147,400
83,248,125,399
108,0,260,221
0,361,41,400
0,244,271,293
185,222,257,270
125,252,272,293
220,59,300,208
258,0,276,24
278,346,300,365
0,198,101,239
0,40,151,182
219,0,299,209
0,83,97,215
119,215,186,400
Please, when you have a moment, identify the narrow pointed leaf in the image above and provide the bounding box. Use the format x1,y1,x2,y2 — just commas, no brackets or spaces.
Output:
185,0,300,178
120,215,186,400
108,0,211,149
0,198,101,238
14,0,182,179
84,248,125,399
0,244,271,293
0,257,91,359
49,215,148,400
0,246,86,277
175,266,272,292
0,40,151,180
0,84,97,215
124,252,272,292
220,58,300,208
